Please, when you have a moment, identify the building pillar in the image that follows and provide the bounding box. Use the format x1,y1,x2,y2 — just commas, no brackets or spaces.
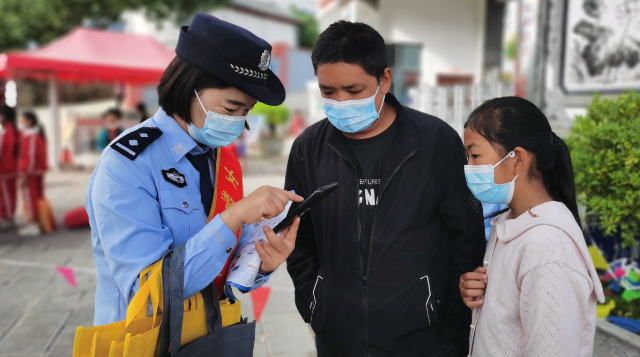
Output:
48,75,60,171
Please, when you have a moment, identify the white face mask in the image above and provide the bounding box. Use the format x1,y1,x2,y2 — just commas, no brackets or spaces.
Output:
187,89,247,148
321,85,385,133
464,151,519,204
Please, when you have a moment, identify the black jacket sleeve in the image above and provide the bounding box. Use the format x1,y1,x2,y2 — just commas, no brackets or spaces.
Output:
284,139,320,322
432,130,486,356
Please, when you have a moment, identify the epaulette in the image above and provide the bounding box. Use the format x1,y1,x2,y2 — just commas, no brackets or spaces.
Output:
111,127,163,161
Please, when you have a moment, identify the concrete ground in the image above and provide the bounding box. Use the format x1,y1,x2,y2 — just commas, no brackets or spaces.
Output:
0,155,315,357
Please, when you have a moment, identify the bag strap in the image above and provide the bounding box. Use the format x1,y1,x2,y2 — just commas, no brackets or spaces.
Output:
158,252,173,357
158,244,227,357
201,282,223,333
125,259,163,327
169,244,186,357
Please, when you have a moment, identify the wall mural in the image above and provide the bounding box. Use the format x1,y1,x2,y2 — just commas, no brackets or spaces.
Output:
563,0,640,92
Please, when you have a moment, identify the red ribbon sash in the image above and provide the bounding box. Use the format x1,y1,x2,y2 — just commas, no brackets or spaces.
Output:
208,146,244,296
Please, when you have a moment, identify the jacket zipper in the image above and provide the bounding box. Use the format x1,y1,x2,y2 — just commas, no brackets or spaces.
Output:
363,148,419,356
328,142,368,355
420,275,432,325
329,141,418,356
469,229,499,356
310,275,323,324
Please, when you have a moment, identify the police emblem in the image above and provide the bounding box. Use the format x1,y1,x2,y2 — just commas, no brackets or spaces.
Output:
129,140,138,146
172,143,186,154
258,50,271,71
162,168,187,188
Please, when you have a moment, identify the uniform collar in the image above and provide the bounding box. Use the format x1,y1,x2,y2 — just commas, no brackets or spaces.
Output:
152,108,209,163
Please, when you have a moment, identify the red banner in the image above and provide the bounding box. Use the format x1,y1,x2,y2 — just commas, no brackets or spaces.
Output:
209,146,244,296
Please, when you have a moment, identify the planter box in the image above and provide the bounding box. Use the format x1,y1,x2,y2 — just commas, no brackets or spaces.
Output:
594,319,640,357
260,137,284,157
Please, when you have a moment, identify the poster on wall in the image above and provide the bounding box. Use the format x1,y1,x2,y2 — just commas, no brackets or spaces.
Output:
562,0,640,93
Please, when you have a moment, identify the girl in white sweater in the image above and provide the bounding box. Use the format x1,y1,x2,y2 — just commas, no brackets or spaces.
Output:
459,97,604,357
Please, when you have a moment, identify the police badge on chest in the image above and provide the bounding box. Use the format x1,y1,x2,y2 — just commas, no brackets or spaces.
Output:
162,168,187,188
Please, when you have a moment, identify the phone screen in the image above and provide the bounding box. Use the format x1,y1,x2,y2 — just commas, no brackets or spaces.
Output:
273,182,338,233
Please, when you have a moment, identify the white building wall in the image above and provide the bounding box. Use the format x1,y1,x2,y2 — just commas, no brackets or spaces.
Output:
318,0,486,86
122,13,183,48
123,7,297,49
212,8,297,47
379,0,486,86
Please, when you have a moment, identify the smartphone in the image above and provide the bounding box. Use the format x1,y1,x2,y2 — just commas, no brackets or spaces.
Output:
273,182,339,233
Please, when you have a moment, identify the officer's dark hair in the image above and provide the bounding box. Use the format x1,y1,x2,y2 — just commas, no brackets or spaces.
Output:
103,108,122,119
158,56,230,124
311,21,388,81
0,104,16,123
22,111,47,142
465,96,582,228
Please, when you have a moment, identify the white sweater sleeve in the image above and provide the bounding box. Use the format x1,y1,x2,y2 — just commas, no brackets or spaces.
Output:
519,261,593,357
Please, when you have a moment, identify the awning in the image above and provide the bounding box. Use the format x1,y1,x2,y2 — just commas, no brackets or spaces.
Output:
0,27,175,84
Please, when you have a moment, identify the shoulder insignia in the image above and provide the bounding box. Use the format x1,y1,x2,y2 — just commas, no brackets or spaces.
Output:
111,127,163,160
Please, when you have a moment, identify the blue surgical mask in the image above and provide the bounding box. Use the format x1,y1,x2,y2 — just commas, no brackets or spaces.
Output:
322,86,384,133
464,151,519,204
187,89,246,148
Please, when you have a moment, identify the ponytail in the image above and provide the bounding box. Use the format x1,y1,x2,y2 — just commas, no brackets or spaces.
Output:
543,134,581,228
466,97,583,228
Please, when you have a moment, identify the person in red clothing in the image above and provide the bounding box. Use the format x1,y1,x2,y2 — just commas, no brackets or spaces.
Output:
0,105,19,230
287,109,306,137
17,111,48,236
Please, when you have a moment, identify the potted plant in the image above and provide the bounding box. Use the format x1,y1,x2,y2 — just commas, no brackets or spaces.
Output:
251,102,291,156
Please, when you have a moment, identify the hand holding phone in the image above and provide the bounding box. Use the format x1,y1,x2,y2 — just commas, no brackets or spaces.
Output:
273,182,339,233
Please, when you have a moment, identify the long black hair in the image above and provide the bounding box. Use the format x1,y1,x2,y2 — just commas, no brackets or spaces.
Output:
465,96,582,228
22,111,47,142
0,105,16,123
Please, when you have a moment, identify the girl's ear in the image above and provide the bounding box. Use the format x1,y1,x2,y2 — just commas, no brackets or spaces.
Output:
512,147,530,176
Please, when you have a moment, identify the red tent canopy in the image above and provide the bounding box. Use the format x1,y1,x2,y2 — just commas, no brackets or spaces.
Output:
0,28,175,84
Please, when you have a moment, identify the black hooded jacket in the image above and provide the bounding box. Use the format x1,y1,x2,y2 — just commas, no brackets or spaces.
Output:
285,94,485,356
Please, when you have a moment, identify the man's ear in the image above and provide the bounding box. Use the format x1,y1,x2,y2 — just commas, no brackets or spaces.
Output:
512,147,529,176
381,67,393,95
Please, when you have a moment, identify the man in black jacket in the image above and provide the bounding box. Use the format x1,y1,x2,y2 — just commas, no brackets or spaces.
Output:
285,21,485,357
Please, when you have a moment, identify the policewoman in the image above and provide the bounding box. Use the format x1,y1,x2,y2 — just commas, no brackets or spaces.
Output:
87,14,303,325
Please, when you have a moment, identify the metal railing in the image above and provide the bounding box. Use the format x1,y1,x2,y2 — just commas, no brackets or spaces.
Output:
406,82,514,137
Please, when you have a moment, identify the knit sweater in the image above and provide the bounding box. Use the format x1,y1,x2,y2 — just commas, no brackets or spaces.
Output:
469,201,605,357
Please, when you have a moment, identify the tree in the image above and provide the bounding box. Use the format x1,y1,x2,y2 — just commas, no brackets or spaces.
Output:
251,102,290,136
0,0,232,53
289,5,318,49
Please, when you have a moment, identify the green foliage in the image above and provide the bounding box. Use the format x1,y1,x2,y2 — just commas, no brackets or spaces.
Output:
567,92,640,246
289,5,318,49
0,0,232,53
504,36,518,60
605,294,640,330
251,102,290,126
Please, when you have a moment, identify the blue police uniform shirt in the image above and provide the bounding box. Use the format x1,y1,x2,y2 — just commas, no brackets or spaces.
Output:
87,109,271,325
481,202,508,241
